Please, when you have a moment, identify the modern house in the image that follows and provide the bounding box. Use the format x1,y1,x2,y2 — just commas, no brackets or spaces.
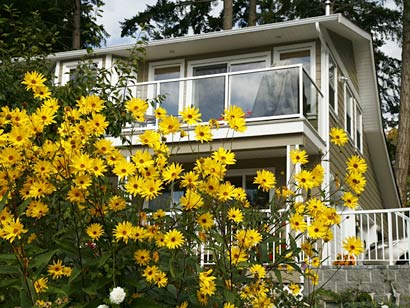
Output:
49,14,405,265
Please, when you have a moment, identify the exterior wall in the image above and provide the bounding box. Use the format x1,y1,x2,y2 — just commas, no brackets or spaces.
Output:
329,56,383,210
328,30,358,92
307,266,410,307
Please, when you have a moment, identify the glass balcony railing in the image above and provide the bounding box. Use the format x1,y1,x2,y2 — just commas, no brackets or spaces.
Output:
127,64,322,130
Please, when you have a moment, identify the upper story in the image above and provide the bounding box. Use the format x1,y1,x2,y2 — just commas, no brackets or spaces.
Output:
49,13,401,209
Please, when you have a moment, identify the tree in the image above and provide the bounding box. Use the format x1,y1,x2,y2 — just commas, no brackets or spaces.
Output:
0,0,109,52
394,0,410,204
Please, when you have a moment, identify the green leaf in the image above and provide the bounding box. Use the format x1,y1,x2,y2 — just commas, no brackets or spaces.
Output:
31,249,59,276
0,265,19,274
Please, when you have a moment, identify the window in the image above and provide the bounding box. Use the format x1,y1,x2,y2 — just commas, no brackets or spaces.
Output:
345,86,354,137
148,60,185,116
355,105,363,152
329,56,337,114
226,168,274,209
61,59,102,85
188,53,270,121
147,185,184,211
273,42,316,78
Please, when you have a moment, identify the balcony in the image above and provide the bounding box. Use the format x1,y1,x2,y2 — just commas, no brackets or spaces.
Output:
127,64,322,131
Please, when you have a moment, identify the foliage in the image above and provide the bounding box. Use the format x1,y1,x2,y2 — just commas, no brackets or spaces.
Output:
0,67,367,306
0,0,108,53
317,288,400,308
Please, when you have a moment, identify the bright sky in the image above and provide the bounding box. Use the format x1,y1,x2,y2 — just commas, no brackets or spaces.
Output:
98,0,401,59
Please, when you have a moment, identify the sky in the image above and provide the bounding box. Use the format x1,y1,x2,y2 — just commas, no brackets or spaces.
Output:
98,0,401,59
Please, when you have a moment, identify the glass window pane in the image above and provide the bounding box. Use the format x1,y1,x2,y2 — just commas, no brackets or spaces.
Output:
154,66,181,116
193,64,227,121
279,49,311,73
229,61,266,116
329,58,336,111
245,175,269,209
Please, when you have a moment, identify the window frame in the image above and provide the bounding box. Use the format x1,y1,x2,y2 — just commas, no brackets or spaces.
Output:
328,55,338,116
273,42,316,81
355,104,363,153
344,84,354,139
147,59,185,116
61,58,103,85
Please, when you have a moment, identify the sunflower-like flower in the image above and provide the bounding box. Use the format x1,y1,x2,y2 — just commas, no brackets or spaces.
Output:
342,236,364,256
253,170,276,192
330,127,348,146
164,229,185,249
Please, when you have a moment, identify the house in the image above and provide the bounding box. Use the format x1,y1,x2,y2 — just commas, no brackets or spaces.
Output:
49,14,403,263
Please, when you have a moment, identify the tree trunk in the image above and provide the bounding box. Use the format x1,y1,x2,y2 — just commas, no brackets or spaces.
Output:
248,0,257,26
394,0,410,205
72,0,81,49
223,0,233,30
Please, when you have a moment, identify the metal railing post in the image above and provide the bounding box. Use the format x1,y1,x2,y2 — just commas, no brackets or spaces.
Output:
387,212,394,265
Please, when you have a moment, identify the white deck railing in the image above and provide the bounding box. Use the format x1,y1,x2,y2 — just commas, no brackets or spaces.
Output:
125,64,322,131
197,208,410,267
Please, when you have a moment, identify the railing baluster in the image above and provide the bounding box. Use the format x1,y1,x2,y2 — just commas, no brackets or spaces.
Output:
388,212,394,265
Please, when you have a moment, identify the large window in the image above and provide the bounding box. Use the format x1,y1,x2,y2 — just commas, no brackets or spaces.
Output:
273,42,315,78
148,60,185,116
344,83,363,152
188,53,270,121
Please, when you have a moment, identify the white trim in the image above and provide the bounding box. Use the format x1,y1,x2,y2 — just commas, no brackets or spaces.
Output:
53,60,61,86
344,83,354,139
355,104,363,153
61,58,103,85
187,51,271,73
273,42,316,81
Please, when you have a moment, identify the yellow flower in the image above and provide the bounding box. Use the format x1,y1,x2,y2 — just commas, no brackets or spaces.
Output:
154,271,168,288
94,139,114,155
249,264,266,278
288,283,301,295
311,164,324,186
301,241,313,257
180,171,200,188
125,97,148,119
89,113,108,136
289,214,307,232
342,236,364,256
162,162,184,183
227,208,244,223
2,217,28,243
124,176,144,197
139,130,161,148
132,150,154,170
33,85,51,100
290,149,309,165
236,229,262,248
26,200,49,219
22,71,46,90
305,268,319,285
108,195,126,212
48,259,65,279
223,105,245,121
77,95,105,114
307,220,327,239
176,301,188,308
113,221,135,244
152,209,166,220
139,178,163,200
155,106,167,119
134,249,151,266
345,171,366,194
223,302,236,308
229,246,248,265
253,169,276,192
180,106,201,125
197,290,209,306
180,189,203,210
306,198,324,217
341,192,359,209
143,265,160,283
164,229,185,249
194,124,213,143
159,115,181,134
346,155,367,174
199,269,216,296
213,147,236,165
228,117,247,132
34,277,48,293
217,182,236,201
113,160,137,179
196,212,214,230
86,223,104,240
330,127,348,146
295,170,315,190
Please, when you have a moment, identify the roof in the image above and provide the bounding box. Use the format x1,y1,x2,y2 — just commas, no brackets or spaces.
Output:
50,14,401,209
